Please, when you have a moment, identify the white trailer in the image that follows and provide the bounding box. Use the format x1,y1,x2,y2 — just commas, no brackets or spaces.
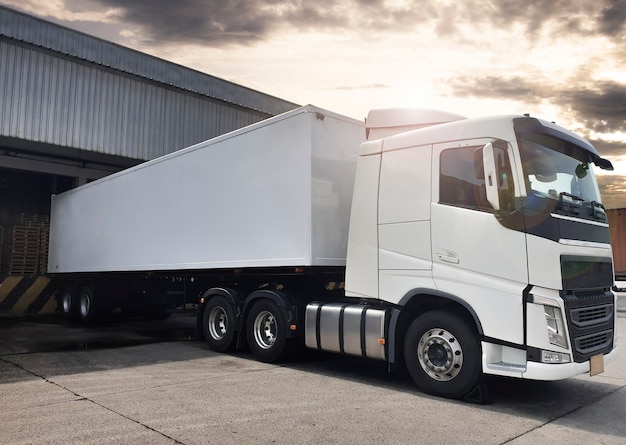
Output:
48,104,618,401
49,105,362,274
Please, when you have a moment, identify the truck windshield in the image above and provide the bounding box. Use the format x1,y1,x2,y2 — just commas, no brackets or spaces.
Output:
518,132,605,220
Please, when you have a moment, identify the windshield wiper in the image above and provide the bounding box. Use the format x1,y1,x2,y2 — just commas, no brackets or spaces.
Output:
558,192,584,216
588,200,607,222
557,192,607,222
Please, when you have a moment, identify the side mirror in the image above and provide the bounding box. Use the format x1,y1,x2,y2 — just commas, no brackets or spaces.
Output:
483,143,500,210
575,162,589,179
594,157,614,171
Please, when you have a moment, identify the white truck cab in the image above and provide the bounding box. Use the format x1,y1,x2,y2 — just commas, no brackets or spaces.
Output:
341,109,617,398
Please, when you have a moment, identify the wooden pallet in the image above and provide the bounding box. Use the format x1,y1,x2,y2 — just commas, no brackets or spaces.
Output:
9,226,42,275
20,213,49,227
9,257,39,275
39,226,50,275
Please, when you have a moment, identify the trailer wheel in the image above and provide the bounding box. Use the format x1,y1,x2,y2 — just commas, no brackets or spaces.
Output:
78,286,101,324
246,299,287,363
404,310,481,399
60,286,79,319
202,296,237,352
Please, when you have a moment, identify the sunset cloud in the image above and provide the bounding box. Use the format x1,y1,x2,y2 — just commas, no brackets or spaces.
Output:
2,0,626,207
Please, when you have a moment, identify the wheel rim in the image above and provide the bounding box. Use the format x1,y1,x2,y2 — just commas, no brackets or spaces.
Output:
417,328,463,381
62,292,72,314
80,293,91,318
208,306,228,340
252,310,277,350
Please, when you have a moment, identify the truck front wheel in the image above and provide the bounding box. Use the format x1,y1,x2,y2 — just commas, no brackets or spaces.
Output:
246,299,288,363
404,310,481,399
202,296,237,352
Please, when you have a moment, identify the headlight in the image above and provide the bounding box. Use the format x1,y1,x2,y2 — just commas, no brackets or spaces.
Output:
544,305,569,349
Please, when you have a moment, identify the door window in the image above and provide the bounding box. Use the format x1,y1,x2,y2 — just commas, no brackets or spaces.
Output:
439,146,490,211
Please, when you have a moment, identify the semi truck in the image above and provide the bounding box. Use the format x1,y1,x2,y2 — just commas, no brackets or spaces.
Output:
48,104,618,401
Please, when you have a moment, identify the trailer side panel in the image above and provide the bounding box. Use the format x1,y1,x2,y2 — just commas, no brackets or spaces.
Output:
48,106,364,274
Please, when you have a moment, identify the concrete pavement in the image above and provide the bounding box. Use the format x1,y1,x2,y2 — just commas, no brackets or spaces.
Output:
1,314,625,444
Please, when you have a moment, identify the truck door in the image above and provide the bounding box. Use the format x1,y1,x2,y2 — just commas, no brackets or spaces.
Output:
430,140,528,346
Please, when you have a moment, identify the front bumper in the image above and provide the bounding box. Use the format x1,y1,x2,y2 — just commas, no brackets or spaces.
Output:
521,345,618,381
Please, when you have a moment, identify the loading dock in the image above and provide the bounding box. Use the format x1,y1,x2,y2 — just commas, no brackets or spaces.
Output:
0,5,298,315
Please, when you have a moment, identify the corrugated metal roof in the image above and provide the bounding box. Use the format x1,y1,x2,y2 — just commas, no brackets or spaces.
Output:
0,6,302,163
0,38,275,160
0,5,299,116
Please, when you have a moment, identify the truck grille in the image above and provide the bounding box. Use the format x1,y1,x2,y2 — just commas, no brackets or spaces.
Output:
561,256,613,290
570,304,613,328
574,330,614,356
562,291,614,362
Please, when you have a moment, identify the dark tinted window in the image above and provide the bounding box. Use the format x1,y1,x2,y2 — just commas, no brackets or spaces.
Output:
440,146,490,211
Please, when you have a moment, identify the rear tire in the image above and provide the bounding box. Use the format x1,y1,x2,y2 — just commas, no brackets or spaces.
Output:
202,296,237,352
60,285,79,319
78,286,101,324
404,310,481,399
246,299,288,363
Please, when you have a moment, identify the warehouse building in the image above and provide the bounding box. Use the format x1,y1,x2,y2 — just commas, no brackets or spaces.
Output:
0,6,299,315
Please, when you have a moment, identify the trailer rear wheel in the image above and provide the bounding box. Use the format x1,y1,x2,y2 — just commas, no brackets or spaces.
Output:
60,286,79,319
246,300,287,363
202,296,237,352
404,310,481,399
78,286,101,324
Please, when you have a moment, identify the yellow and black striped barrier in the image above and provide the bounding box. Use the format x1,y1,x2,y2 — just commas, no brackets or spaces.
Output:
0,276,57,316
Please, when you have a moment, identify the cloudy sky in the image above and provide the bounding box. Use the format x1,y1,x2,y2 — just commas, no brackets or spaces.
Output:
3,0,626,208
